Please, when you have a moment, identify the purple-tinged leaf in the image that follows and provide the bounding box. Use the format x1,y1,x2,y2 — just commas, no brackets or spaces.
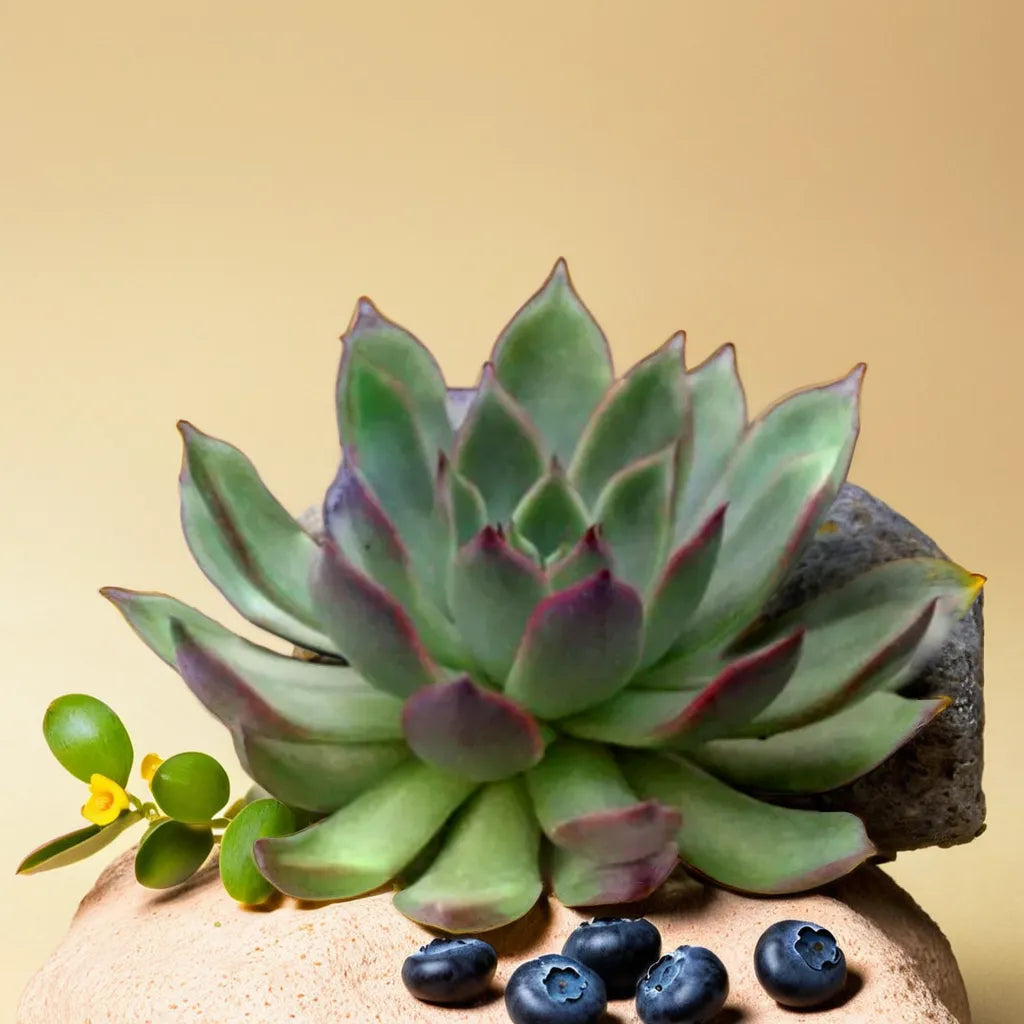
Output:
640,505,727,669
454,363,547,523
592,447,675,594
525,739,680,863
694,693,951,794
177,422,336,654
673,344,746,541
449,526,548,683
445,387,476,430
546,525,613,591
402,677,545,782
619,751,875,893
311,540,443,698
253,759,477,901
393,779,542,932
550,841,679,908
336,297,453,459
512,458,589,558
563,631,804,748
491,259,614,464
505,570,643,719
570,332,689,507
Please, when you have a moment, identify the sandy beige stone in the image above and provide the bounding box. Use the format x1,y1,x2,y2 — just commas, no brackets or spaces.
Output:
18,850,969,1023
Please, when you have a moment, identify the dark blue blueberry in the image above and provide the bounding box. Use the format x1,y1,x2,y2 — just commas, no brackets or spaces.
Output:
505,953,608,1024
753,919,847,1008
401,936,497,1005
562,916,662,999
636,945,729,1024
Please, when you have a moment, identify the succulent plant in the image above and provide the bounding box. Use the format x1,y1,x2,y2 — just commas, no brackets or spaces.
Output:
101,261,983,932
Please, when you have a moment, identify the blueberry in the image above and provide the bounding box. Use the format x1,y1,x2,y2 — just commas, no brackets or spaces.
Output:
401,936,497,1005
753,919,847,1008
562,916,662,999
505,953,608,1024
636,945,729,1024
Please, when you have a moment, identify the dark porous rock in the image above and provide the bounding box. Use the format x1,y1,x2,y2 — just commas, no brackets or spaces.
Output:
760,482,985,855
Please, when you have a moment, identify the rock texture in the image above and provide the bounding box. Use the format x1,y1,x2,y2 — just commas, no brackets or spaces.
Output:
18,850,970,1024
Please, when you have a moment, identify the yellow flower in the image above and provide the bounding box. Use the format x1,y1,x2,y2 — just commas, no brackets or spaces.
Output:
140,752,163,785
81,774,130,827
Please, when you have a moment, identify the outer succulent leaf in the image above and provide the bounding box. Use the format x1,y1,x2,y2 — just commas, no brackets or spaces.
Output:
546,525,613,591
570,333,688,507
252,759,477,901
134,819,215,889
150,751,231,823
730,558,984,735
491,259,613,463
591,447,675,593
670,452,836,655
505,570,644,719
17,811,143,875
235,732,410,813
619,751,875,893
673,345,746,540
402,677,546,782
550,841,680,908
454,364,546,523
436,453,487,548
311,540,443,698
219,798,296,905
525,739,681,863
565,631,804,748
165,617,403,740
694,693,951,794
449,526,548,682
512,459,589,558
640,506,727,669
177,422,336,654
43,694,134,788
393,779,543,932
336,298,453,460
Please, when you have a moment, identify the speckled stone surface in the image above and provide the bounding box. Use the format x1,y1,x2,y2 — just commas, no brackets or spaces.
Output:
17,850,969,1023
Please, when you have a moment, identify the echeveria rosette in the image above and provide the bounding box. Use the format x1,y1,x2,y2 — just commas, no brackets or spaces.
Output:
102,260,985,932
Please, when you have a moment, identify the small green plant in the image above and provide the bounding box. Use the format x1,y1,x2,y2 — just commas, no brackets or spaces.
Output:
17,693,293,900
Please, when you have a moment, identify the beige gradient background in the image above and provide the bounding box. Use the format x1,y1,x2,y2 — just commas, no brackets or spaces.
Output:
2,1,1020,1020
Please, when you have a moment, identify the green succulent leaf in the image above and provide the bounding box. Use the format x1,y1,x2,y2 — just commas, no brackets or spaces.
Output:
436,453,488,549
565,631,804,748
235,732,410,814
550,841,680,908
491,259,613,464
694,693,951,794
42,694,134,787
336,298,453,460
570,332,688,507
253,759,477,901
512,459,589,558
150,751,230,823
219,798,296,905
592,446,675,593
673,344,746,540
525,739,680,863
449,525,548,682
402,677,545,782
393,779,542,932
134,819,215,889
546,525,613,591
505,569,644,719
640,505,726,669
177,422,336,654
619,751,875,893
17,811,142,875
311,541,443,698
454,364,547,523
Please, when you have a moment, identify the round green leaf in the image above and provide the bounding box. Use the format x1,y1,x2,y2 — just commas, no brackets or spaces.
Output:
43,694,134,787
219,799,296,904
151,752,230,822
134,819,214,889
